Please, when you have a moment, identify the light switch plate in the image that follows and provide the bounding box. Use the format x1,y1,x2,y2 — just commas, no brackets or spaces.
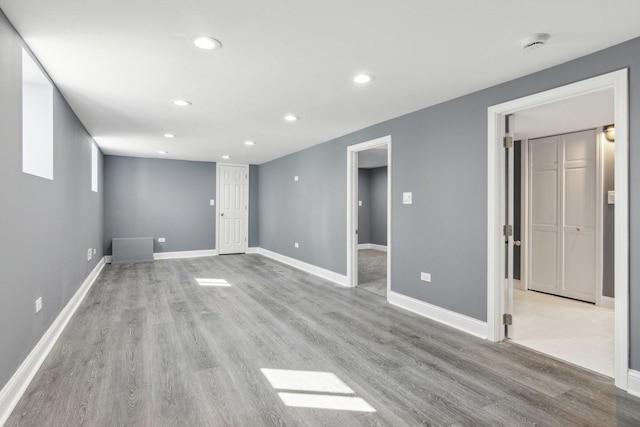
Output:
420,272,431,282
35,297,42,313
158,237,166,243
358,200,363,206
294,176,299,182
403,192,413,204
294,242,299,248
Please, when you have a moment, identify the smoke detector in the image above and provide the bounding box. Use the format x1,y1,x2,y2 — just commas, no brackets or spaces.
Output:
521,33,550,51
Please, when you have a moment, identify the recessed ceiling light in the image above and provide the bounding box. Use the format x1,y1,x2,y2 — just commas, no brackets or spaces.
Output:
158,151,168,155
222,155,230,159
244,140,255,146
192,36,222,50
284,114,299,122
353,74,374,84
164,133,175,138
172,99,192,107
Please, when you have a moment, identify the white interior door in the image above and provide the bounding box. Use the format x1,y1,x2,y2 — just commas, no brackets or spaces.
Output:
218,164,248,255
528,129,598,302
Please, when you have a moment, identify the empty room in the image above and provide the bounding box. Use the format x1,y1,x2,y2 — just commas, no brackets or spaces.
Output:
1,1,640,425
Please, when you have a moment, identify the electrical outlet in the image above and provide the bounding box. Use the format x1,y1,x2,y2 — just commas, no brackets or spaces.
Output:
294,175,299,182
93,248,97,255
294,242,299,248
35,297,42,313
87,248,92,261
420,272,431,282
210,199,215,206
403,192,413,204
158,237,166,243
358,200,363,206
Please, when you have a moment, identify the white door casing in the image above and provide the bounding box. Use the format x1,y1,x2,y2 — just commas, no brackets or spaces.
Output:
217,164,248,255
487,69,628,390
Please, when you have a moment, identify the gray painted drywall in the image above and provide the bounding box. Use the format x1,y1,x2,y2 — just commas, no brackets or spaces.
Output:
249,165,260,247
357,168,371,244
258,36,640,369
0,9,104,391
370,167,388,246
603,136,615,298
103,156,216,254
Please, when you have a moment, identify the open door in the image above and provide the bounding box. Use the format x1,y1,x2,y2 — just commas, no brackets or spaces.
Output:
504,114,515,338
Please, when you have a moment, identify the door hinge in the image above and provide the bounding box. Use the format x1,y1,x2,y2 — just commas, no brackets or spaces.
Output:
503,313,513,326
355,229,358,235
503,136,513,148
503,225,513,237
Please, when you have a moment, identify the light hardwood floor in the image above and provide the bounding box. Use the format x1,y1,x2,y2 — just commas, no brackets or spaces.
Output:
6,254,640,426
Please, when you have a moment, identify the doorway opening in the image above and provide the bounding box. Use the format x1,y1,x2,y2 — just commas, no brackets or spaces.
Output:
347,136,392,298
487,70,629,389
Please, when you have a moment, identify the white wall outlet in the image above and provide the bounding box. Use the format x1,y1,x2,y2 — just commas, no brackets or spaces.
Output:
158,237,166,243
87,248,92,261
35,297,42,313
294,175,299,182
420,272,432,282
403,192,413,205
210,199,215,206
358,200,363,206
93,248,97,255
294,242,299,248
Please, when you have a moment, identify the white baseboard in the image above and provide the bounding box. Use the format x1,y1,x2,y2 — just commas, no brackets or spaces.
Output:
388,291,488,339
0,257,106,426
154,249,218,260
513,279,525,291
357,243,387,252
628,370,640,397
246,247,259,254
256,248,348,287
599,296,615,309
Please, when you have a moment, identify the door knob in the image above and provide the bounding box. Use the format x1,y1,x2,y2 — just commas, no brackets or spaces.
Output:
576,227,581,231
221,213,224,217
514,240,521,246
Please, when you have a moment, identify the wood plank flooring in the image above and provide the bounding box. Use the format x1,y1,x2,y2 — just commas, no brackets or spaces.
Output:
6,254,640,426
357,249,387,297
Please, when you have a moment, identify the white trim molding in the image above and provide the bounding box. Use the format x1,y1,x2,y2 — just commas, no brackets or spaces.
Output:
0,257,106,425
154,249,218,260
388,291,488,339
246,247,259,254
600,296,615,310
357,243,388,252
486,68,629,390
257,248,348,287
628,370,640,398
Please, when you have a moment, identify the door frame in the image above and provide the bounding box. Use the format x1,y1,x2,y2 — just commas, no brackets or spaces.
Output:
215,163,249,255
347,135,392,296
486,69,629,389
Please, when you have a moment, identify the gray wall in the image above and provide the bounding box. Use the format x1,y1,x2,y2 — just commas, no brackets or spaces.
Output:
370,167,388,246
104,156,216,254
0,10,104,391
357,169,371,244
258,36,640,369
603,136,615,297
249,164,260,247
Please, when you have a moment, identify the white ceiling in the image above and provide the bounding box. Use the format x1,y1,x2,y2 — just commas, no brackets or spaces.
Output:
515,89,614,140
1,1,638,165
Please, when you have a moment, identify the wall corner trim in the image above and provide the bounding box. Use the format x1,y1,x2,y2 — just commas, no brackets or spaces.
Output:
153,249,218,260
0,257,106,425
388,291,488,339
256,247,348,287
628,370,640,397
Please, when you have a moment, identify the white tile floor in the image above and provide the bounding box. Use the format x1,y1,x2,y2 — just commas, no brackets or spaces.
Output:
512,287,614,377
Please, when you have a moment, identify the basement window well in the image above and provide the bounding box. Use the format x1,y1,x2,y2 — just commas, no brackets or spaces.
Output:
22,48,53,180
